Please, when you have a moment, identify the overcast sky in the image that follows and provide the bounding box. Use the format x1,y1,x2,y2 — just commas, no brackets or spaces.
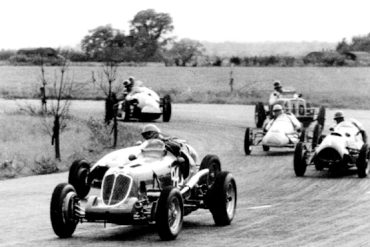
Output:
1,0,370,49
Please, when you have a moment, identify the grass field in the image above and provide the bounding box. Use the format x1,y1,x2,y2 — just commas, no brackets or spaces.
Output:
1,66,370,108
0,103,141,180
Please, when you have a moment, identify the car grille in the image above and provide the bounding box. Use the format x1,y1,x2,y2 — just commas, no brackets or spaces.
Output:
317,148,341,163
102,174,132,206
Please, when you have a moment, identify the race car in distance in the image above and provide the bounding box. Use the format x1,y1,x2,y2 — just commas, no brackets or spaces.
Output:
115,87,171,122
293,121,370,178
254,89,326,129
244,112,306,155
50,139,237,241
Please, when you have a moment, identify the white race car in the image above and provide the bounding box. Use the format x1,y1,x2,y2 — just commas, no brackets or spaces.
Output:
244,114,305,155
50,139,237,240
294,121,369,177
116,87,171,122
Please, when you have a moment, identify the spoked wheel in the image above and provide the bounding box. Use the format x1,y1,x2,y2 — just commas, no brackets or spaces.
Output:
200,154,222,187
294,142,308,177
162,95,172,122
50,183,79,238
255,102,266,128
357,144,370,178
156,187,184,240
68,159,91,199
207,171,237,226
244,127,252,155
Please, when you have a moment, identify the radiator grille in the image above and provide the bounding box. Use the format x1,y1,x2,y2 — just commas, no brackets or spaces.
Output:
102,173,132,205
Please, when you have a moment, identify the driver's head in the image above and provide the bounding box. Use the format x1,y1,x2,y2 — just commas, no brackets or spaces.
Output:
333,111,344,124
141,124,161,140
128,76,135,84
272,104,283,117
273,80,282,92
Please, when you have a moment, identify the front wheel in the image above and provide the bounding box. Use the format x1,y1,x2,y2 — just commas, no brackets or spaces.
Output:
156,187,184,240
255,102,266,128
294,142,307,177
207,171,237,226
50,183,78,238
68,159,91,199
244,127,252,155
162,95,172,122
317,106,326,126
357,144,370,178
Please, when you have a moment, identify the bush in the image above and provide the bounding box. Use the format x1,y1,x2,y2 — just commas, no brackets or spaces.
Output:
9,54,65,66
0,49,16,60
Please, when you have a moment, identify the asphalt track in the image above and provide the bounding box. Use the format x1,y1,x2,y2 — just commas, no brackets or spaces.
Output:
1,101,370,247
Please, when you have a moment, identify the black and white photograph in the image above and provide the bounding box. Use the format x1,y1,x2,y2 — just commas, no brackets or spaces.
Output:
1,0,370,246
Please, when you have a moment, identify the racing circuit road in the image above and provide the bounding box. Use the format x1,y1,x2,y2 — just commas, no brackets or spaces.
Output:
1,102,370,247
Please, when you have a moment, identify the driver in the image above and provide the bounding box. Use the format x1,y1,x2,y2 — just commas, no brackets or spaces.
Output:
269,80,284,106
125,76,144,101
141,124,182,156
264,104,301,133
332,111,367,143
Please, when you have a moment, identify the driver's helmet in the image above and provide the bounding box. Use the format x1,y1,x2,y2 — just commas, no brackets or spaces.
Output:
272,104,283,116
128,76,135,84
333,111,344,123
123,80,133,90
273,80,282,89
142,124,161,140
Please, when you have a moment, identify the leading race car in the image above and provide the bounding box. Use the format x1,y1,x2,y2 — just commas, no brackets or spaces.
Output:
50,139,237,241
254,89,326,129
115,86,172,122
293,121,370,178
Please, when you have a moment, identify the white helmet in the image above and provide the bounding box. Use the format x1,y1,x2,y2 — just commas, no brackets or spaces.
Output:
141,124,161,140
272,104,283,111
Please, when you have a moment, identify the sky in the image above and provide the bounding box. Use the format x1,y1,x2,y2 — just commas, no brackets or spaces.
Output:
1,0,370,50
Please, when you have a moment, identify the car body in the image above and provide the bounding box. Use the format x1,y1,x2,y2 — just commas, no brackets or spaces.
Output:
293,121,370,178
50,139,237,240
115,87,171,122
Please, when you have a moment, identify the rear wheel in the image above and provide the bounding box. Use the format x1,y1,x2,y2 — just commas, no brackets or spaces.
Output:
162,95,172,122
200,154,221,187
357,144,370,178
156,187,183,240
68,159,91,199
294,142,307,177
255,102,266,128
50,183,78,238
244,127,252,155
317,106,326,126
207,171,237,226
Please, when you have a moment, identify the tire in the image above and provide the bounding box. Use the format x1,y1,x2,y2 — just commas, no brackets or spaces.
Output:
200,154,222,188
244,127,252,155
317,106,326,126
68,159,91,199
123,101,131,121
357,144,370,178
162,95,172,122
207,171,237,226
50,183,78,238
299,128,306,142
262,145,270,151
156,187,184,240
312,123,323,149
255,102,266,128
293,142,307,177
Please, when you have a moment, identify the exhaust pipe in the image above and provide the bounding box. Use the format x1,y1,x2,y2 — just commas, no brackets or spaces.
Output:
180,168,209,197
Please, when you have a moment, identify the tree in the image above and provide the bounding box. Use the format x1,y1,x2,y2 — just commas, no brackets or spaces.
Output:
167,39,204,66
81,25,124,60
130,9,174,61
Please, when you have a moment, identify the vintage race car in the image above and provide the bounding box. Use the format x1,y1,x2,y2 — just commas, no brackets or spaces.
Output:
254,89,325,129
50,139,237,240
115,87,171,122
293,121,370,178
244,114,305,155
